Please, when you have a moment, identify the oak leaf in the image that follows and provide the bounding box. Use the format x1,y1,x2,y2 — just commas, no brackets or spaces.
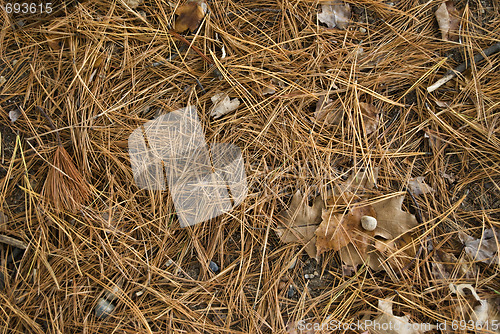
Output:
174,1,207,33
371,195,418,240
276,191,324,259
316,193,376,258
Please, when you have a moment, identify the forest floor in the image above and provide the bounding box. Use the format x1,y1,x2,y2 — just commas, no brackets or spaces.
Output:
0,0,499,333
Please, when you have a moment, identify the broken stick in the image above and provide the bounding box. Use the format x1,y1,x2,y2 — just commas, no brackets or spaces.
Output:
427,41,500,93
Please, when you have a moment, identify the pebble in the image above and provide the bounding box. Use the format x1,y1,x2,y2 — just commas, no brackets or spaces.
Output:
304,274,310,279
359,27,367,33
95,298,115,319
0,76,5,86
287,285,295,298
313,271,319,277
165,259,174,267
209,261,219,273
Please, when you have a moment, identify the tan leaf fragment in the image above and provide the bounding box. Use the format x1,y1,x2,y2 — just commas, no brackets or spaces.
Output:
174,1,207,33
459,228,500,265
276,191,324,259
408,176,434,196
317,1,351,29
435,1,461,42
367,297,436,334
371,195,418,240
211,92,240,119
359,102,380,135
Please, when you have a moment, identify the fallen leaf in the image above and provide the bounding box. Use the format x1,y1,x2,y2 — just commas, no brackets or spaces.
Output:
408,177,434,196
367,297,436,334
459,228,500,265
450,284,500,332
430,249,474,280
439,171,456,183
372,233,417,269
317,1,351,29
359,102,380,135
435,1,461,42
174,1,207,33
314,95,344,124
276,191,324,259
316,194,376,257
122,0,143,9
210,92,240,119
371,195,418,240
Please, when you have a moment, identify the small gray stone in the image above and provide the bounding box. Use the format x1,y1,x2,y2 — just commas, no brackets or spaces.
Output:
304,274,310,279
209,261,219,273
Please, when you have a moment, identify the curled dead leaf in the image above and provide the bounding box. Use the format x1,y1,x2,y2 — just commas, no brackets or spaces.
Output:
174,0,207,33
459,228,500,265
276,191,324,259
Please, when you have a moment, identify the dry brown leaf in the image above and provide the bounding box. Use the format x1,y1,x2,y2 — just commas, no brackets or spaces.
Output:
359,102,380,135
317,1,351,29
430,249,475,280
314,95,344,124
435,1,461,42
339,243,383,270
315,192,377,259
372,233,417,269
276,191,324,259
316,200,376,257
459,228,500,265
371,195,418,240
408,177,434,196
174,1,207,33
367,297,436,334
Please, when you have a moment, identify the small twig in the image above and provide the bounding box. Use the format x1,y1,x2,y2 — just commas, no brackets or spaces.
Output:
427,41,500,93
168,30,214,65
0,234,28,250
